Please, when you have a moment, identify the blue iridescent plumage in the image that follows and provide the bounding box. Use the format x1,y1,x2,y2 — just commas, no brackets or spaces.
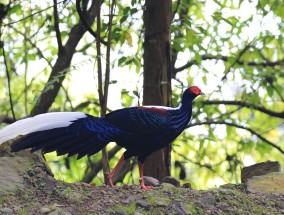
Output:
0,86,204,190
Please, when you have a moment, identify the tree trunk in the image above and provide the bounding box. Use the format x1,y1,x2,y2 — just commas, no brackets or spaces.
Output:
31,1,102,116
143,0,172,180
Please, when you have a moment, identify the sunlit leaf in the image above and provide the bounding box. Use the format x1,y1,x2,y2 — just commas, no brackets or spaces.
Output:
124,31,132,46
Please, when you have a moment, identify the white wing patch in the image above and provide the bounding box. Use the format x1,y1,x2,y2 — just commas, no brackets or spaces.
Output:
143,104,181,111
0,112,86,145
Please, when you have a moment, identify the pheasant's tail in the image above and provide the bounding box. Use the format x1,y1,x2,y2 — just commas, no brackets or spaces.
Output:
0,112,121,159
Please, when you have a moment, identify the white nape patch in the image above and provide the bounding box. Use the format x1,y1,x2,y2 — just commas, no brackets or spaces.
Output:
143,104,181,111
0,112,86,145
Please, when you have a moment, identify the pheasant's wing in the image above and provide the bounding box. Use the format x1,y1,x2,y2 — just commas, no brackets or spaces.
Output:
105,106,174,135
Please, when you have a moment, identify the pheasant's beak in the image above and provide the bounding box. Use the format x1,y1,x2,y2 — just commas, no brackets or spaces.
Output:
198,91,205,95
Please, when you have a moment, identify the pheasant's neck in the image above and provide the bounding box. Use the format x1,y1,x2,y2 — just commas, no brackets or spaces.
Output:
167,104,192,135
179,98,193,113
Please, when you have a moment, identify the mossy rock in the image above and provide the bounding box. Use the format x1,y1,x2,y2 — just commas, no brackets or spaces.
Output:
0,157,33,191
247,172,284,194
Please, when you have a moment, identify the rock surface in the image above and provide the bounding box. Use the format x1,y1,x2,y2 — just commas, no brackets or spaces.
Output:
200,193,216,207
40,207,51,214
161,182,176,190
246,172,284,194
161,176,180,187
1,207,13,213
143,176,160,187
241,160,280,183
182,182,192,189
1,154,284,214
0,157,33,191
136,200,150,210
0,172,284,214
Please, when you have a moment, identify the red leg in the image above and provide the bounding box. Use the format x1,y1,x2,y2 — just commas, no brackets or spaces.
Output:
138,162,154,190
107,155,125,188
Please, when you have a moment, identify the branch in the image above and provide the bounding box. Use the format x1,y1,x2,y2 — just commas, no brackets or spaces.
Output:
103,0,115,115
61,85,74,111
0,115,16,124
2,46,16,121
31,0,103,116
3,1,65,26
10,25,52,67
0,2,10,24
94,0,110,184
96,4,103,111
112,159,135,184
202,100,284,119
221,41,253,81
53,0,63,51
82,145,121,183
171,0,189,75
173,54,284,74
76,0,107,45
268,81,284,102
173,148,218,173
172,0,181,21
187,120,284,155
174,55,228,74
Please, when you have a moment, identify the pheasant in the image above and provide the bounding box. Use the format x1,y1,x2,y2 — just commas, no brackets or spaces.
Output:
0,86,204,190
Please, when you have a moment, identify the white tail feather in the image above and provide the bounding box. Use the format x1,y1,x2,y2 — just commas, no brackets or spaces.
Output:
0,112,86,145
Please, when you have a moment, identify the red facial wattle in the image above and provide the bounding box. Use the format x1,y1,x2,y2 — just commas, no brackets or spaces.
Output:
189,86,204,95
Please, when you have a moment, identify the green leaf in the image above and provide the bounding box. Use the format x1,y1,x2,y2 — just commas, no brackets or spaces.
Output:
212,0,222,7
202,76,207,84
133,90,139,97
118,56,127,66
226,126,235,138
109,80,117,85
195,53,202,65
212,11,222,22
8,5,22,16
197,26,207,35
267,86,274,97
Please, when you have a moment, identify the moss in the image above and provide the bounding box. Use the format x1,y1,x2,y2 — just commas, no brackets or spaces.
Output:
153,197,171,206
18,208,30,215
147,207,167,215
22,192,35,201
0,196,7,206
62,186,73,195
1,166,284,215
146,192,171,206
185,203,198,214
209,187,282,214
173,187,187,195
108,201,136,214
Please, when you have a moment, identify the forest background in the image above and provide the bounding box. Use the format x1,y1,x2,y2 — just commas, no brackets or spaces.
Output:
0,0,283,189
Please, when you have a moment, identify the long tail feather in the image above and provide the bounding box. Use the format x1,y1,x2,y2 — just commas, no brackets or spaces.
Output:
0,112,86,145
1,112,122,159
11,128,67,152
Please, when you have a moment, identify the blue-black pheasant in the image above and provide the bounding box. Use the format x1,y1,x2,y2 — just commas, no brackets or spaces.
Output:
0,86,204,190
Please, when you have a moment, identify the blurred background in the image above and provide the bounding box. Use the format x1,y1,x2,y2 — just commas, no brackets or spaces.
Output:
0,0,283,189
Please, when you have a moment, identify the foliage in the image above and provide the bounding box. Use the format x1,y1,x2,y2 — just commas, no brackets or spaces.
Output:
0,0,283,189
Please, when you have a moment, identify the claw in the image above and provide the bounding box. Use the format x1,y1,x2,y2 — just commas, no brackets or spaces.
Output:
138,162,155,190
139,182,154,190
105,155,125,188
106,172,116,188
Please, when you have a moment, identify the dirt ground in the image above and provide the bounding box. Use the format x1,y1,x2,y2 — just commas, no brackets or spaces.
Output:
1,165,284,215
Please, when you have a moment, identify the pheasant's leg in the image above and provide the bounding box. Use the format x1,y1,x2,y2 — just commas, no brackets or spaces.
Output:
107,155,125,188
138,162,154,190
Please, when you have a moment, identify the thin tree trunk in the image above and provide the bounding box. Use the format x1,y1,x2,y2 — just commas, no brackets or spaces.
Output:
143,0,172,180
31,1,103,116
